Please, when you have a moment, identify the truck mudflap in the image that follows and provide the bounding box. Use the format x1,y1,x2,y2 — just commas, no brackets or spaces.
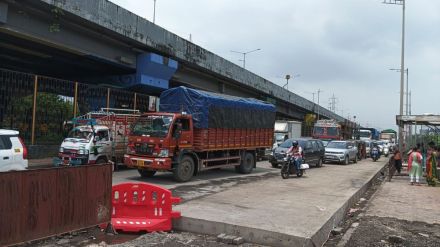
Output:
124,155,172,170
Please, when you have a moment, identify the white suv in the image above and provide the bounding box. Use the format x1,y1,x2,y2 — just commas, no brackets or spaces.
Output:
0,129,28,172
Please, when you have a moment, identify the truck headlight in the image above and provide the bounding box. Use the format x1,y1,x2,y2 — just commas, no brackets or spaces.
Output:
78,149,85,155
158,149,169,157
59,147,64,153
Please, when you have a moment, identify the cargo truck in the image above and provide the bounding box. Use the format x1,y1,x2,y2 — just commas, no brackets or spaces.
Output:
312,119,342,140
55,109,140,170
124,86,276,182
359,128,380,140
273,120,302,148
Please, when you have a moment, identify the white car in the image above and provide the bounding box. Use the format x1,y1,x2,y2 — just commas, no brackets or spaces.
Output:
0,129,28,172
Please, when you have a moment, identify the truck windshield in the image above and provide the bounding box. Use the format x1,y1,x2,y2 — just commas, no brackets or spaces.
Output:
275,133,286,142
67,128,93,141
131,115,173,137
359,131,371,138
313,127,325,135
327,127,339,136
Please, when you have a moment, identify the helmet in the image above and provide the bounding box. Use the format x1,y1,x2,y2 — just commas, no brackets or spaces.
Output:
291,141,298,148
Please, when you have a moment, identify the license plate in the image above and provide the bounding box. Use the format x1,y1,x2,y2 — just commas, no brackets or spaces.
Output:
136,159,144,167
325,155,334,159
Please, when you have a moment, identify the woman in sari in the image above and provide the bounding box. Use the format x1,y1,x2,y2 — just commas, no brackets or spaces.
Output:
426,146,438,186
407,147,423,186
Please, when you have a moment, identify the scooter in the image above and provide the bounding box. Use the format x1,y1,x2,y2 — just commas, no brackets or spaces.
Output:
281,155,309,179
371,147,379,162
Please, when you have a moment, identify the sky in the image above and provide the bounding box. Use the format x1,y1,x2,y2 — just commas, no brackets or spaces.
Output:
111,0,440,130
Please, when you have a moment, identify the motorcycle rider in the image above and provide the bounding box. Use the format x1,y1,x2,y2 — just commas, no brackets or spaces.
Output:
371,142,379,158
286,141,303,173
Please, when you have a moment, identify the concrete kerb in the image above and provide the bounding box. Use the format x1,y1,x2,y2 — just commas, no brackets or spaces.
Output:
173,162,388,247
310,162,387,246
173,217,312,247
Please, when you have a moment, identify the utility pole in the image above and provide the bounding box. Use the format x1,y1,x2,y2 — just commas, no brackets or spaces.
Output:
328,94,337,112
406,69,409,115
317,89,322,120
153,0,157,24
409,90,412,145
383,0,406,154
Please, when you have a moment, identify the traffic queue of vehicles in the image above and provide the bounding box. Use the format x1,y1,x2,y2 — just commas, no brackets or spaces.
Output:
1,85,396,182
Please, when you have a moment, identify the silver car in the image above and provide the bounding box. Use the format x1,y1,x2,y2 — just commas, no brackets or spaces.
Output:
324,141,358,165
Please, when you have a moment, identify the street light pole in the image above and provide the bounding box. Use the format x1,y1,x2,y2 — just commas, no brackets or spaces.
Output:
383,0,406,153
389,68,409,115
283,75,290,89
230,48,261,69
282,74,300,90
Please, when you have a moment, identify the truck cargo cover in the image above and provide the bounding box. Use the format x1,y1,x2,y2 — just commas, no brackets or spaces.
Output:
159,86,276,129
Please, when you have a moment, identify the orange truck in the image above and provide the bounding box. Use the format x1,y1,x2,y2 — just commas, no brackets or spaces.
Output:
124,86,276,182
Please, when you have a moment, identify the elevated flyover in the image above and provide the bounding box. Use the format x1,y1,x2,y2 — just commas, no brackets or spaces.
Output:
0,0,350,125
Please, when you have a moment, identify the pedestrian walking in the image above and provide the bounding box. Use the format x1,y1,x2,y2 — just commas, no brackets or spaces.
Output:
408,147,423,186
426,146,439,186
393,149,402,174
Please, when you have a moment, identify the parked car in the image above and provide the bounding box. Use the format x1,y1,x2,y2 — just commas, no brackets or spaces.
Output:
324,140,358,165
0,129,28,172
270,138,325,168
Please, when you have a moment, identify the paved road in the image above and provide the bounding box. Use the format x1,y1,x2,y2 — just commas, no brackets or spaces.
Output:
163,158,386,247
112,160,278,189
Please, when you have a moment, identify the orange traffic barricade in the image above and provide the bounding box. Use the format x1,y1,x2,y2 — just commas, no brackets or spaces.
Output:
103,182,181,233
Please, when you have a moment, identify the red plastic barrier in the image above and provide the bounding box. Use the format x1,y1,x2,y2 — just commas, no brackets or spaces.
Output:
104,182,181,232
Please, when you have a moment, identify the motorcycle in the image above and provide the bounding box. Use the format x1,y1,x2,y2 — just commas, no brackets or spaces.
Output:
281,155,309,179
371,147,379,162
383,146,390,157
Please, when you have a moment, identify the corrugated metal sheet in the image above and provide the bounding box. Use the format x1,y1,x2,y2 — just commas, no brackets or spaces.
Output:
0,164,112,246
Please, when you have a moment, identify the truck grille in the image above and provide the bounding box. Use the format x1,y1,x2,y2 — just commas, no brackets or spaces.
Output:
135,143,154,155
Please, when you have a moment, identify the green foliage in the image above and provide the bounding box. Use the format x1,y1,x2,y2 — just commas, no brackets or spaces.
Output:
49,6,64,32
2,93,73,144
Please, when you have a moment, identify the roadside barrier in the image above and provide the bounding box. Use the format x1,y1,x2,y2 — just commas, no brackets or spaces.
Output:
0,164,112,246
103,182,181,233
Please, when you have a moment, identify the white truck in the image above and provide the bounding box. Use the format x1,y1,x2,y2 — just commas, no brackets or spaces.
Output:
264,120,302,159
54,108,140,170
273,120,302,148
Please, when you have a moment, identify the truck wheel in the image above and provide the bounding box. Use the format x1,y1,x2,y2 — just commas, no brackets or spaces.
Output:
138,169,156,178
96,158,107,164
237,152,254,174
173,155,195,182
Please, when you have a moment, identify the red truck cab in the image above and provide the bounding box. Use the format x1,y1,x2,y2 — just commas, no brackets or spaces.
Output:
124,113,193,177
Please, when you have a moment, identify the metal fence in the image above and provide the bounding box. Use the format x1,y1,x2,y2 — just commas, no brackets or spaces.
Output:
0,68,155,145
0,164,112,246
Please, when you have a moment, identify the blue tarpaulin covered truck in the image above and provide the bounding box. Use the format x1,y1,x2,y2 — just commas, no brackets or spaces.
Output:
125,86,276,182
